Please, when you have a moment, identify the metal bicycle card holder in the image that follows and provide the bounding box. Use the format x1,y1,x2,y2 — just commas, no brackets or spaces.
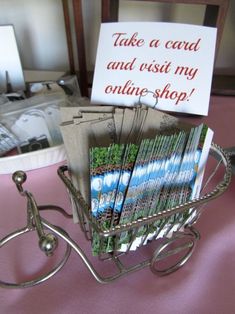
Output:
0,143,232,289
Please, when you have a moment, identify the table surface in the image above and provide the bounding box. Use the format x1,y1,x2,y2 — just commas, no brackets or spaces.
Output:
0,96,235,314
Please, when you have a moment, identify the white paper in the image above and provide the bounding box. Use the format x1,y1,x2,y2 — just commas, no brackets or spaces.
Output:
0,25,25,92
91,22,217,116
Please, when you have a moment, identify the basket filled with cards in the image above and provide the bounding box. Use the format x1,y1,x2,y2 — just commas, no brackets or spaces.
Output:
57,105,232,279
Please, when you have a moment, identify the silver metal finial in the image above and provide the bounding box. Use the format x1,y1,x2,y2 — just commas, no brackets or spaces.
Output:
39,234,58,256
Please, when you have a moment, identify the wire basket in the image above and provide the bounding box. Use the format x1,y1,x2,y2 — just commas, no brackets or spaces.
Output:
57,143,232,279
0,143,232,288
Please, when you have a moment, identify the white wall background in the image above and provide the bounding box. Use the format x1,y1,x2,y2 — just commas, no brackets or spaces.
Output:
0,0,234,73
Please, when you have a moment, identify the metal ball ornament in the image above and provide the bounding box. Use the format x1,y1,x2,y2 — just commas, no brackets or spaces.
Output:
39,233,58,256
12,171,27,185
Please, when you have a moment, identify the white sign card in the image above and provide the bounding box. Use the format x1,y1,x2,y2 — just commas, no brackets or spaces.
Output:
0,25,25,93
91,22,217,116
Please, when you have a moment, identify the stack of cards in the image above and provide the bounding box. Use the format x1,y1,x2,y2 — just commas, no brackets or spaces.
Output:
59,104,191,222
88,124,213,255
60,104,213,255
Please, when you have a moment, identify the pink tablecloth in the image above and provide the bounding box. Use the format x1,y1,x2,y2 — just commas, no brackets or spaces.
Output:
0,96,235,314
